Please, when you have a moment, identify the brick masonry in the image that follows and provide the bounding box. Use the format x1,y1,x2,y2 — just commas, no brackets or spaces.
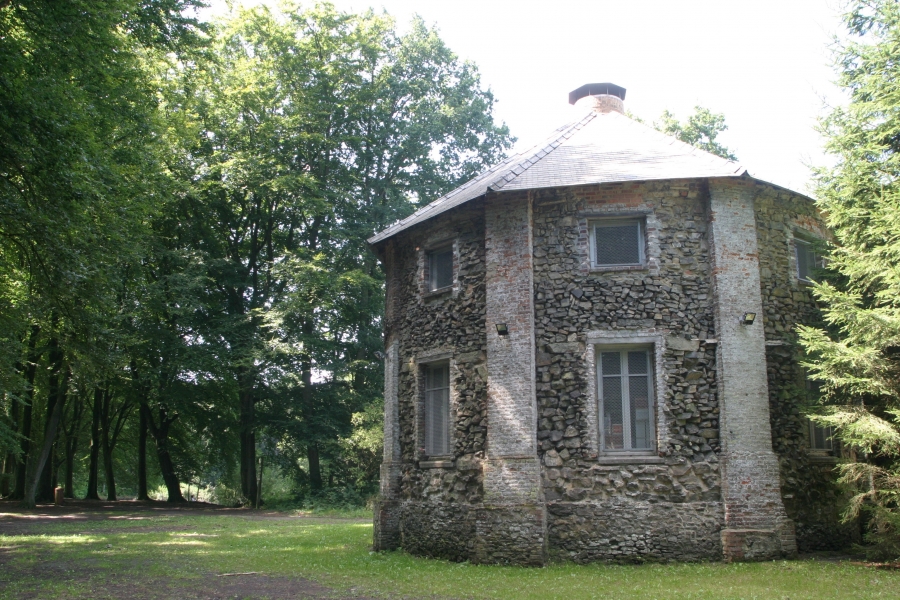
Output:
708,179,795,560
373,176,842,565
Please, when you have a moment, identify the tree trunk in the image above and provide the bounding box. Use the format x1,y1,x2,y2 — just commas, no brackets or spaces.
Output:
300,319,322,492
146,405,184,502
22,367,68,509
101,390,116,501
308,443,322,491
12,326,40,500
64,436,77,499
61,396,84,499
1,396,18,496
256,456,264,508
238,367,256,504
38,337,66,502
137,404,149,501
84,387,102,500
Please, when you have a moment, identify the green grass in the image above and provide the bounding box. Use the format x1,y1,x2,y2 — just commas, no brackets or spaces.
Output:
2,509,899,599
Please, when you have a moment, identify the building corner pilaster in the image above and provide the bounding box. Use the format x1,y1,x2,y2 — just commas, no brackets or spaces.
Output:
708,179,797,561
477,191,547,566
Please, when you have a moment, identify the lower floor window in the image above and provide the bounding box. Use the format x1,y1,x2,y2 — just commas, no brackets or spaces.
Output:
598,347,654,451
424,363,450,455
809,420,834,452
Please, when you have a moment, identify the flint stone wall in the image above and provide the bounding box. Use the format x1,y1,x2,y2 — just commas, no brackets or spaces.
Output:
532,181,724,560
753,185,856,550
376,178,849,564
387,200,488,506
398,501,474,561
549,499,724,562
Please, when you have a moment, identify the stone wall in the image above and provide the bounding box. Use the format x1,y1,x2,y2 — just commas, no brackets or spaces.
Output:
375,177,849,564
389,200,488,498
374,200,488,557
531,180,725,561
549,499,724,562
754,184,856,551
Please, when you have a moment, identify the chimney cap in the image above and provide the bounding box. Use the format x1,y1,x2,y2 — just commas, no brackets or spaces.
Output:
569,83,626,105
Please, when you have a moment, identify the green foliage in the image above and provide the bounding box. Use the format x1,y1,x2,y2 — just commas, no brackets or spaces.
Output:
653,107,738,161
0,1,510,504
798,0,900,557
156,1,512,499
0,0,207,499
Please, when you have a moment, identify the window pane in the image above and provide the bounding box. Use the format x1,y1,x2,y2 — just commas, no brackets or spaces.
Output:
595,223,641,265
430,248,453,289
603,377,624,449
796,241,810,280
628,351,648,375
630,375,652,450
425,364,450,455
426,363,448,390
601,352,621,375
811,423,833,452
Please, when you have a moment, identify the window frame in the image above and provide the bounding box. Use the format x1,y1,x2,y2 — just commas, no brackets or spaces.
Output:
596,345,656,452
804,375,834,454
589,218,646,269
808,419,834,453
426,245,454,293
794,236,824,283
422,361,451,457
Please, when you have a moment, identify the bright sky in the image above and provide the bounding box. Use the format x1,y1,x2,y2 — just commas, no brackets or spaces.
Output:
204,0,849,196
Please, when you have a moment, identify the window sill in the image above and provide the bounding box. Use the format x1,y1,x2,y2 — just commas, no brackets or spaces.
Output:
423,286,452,300
419,458,455,469
594,454,664,465
590,264,647,273
808,453,839,464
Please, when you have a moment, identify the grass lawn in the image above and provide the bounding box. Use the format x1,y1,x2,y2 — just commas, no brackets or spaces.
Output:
1,502,898,599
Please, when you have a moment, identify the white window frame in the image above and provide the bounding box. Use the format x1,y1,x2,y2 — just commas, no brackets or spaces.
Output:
590,218,646,268
596,345,656,452
423,361,451,456
795,236,823,283
426,245,454,292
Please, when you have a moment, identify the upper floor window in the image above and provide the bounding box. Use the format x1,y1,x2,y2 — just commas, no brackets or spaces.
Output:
427,246,453,292
424,362,450,456
598,347,654,451
795,237,823,283
592,219,645,268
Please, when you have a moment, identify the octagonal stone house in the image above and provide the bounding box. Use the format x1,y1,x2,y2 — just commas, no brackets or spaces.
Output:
368,84,849,565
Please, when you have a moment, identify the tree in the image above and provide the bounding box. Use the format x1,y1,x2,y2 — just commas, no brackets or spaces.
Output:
797,0,900,559
0,0,207,507
162,3,512,503
653,106,738,161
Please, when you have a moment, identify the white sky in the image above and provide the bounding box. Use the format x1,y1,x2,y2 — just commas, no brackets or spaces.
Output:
204,0,849,196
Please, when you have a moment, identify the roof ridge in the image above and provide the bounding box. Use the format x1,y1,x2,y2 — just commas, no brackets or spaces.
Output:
486,111,597,192
614,112,746,173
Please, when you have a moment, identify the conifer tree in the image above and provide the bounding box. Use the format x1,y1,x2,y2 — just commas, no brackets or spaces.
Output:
798,0,900,558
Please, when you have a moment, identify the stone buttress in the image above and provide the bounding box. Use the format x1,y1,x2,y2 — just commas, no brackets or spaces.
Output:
708,179,797,560
476,191,547,565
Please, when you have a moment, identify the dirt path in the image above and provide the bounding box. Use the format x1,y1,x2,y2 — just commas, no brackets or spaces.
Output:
0,499,363,534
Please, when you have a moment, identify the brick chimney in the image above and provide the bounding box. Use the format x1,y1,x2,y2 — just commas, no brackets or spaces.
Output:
569,82,626,114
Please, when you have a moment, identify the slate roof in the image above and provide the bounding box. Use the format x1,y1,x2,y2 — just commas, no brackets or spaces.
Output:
368,108,748,245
